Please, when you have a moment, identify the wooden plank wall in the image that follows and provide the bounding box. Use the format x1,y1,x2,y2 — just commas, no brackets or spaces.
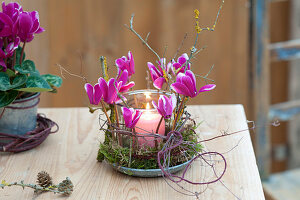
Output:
11,0,250,110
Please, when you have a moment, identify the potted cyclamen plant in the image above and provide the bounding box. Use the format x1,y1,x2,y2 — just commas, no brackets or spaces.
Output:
0,2,62,136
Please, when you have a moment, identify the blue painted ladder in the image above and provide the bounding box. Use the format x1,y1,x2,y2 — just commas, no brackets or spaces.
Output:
252,0,300,179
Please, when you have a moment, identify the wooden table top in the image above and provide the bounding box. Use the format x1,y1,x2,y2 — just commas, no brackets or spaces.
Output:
0,105,265,200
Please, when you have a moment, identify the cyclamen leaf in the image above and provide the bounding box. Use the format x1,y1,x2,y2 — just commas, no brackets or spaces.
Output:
16,87,52,92
27,75,52,89
0,73,27,91
5,69,15,78
16,75,52,92
15,76,52,92
0,90,18,108
42,74,62,88
30,69,40,76
11,74,27,89
14,60,36,74
0,73,11,91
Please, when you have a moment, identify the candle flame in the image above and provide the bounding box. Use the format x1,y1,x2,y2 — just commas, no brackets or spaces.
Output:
146,103,150,110
145,92,151,99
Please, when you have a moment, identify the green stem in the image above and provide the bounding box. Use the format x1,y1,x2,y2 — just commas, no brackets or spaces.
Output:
156,116,164,134
19,42,26,65
154,116,164,149
12,50,16,69
133,127,138,151
114,104,122,146
100,100,115,143
109,104,116,141
172,96,186,131
100,100,111,124
129,132,133,168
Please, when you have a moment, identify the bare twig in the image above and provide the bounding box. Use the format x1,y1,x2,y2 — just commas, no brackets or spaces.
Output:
124,14,161,61
100,56,109,81
0,177,73,196
184,0,224,73
173,33,188,60
57,64,88,83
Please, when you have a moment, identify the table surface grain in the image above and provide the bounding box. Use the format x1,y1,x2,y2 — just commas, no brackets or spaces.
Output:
0,105,265,200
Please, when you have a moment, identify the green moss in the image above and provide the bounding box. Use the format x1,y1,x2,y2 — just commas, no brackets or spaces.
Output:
97,121,203,169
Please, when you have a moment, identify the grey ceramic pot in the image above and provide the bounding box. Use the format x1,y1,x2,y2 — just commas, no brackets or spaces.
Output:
0,93,40,136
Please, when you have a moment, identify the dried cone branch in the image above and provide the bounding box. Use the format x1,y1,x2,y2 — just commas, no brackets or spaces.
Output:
58,177,74,196
37,171,53,188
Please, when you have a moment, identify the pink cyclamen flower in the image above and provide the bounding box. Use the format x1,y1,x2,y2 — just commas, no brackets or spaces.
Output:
0,12,13,37
2,2,23,22
14,11,45,42
99,77,122,104
171,70,216,98
121,107,143,129
0,2,23,37
115,51,135,78
116,69,135,93
84,83,102,105
152,94,177,119
0,37,20,59
172,53,191,74
148,58,172,90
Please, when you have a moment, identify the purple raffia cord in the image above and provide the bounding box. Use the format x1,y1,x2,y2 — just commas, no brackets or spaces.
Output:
157,130,227,185
0,114,58,153
99,112,280,198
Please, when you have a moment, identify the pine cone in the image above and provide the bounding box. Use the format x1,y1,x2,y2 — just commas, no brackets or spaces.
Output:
58,177,73,196
37,171,53,188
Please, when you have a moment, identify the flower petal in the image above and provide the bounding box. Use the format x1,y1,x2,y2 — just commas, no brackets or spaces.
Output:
0,12,13,26
117,69,128,85
178,53,189,64
171,82,190,97
128,51,135,75
119,81,135,93
153,77,165,90
84,83,94,105
99,78,108,102
199,84,216,93
131,110,142,128
181,75,197,97
30,11,40,32
163,96,173,117
94,83,102,105
35,26,45,34
122,107,133,128
176,72,185,83
170,93,177,111
115,58,126,70
18,12,33,34
106,78,118,104
185,70,196,87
